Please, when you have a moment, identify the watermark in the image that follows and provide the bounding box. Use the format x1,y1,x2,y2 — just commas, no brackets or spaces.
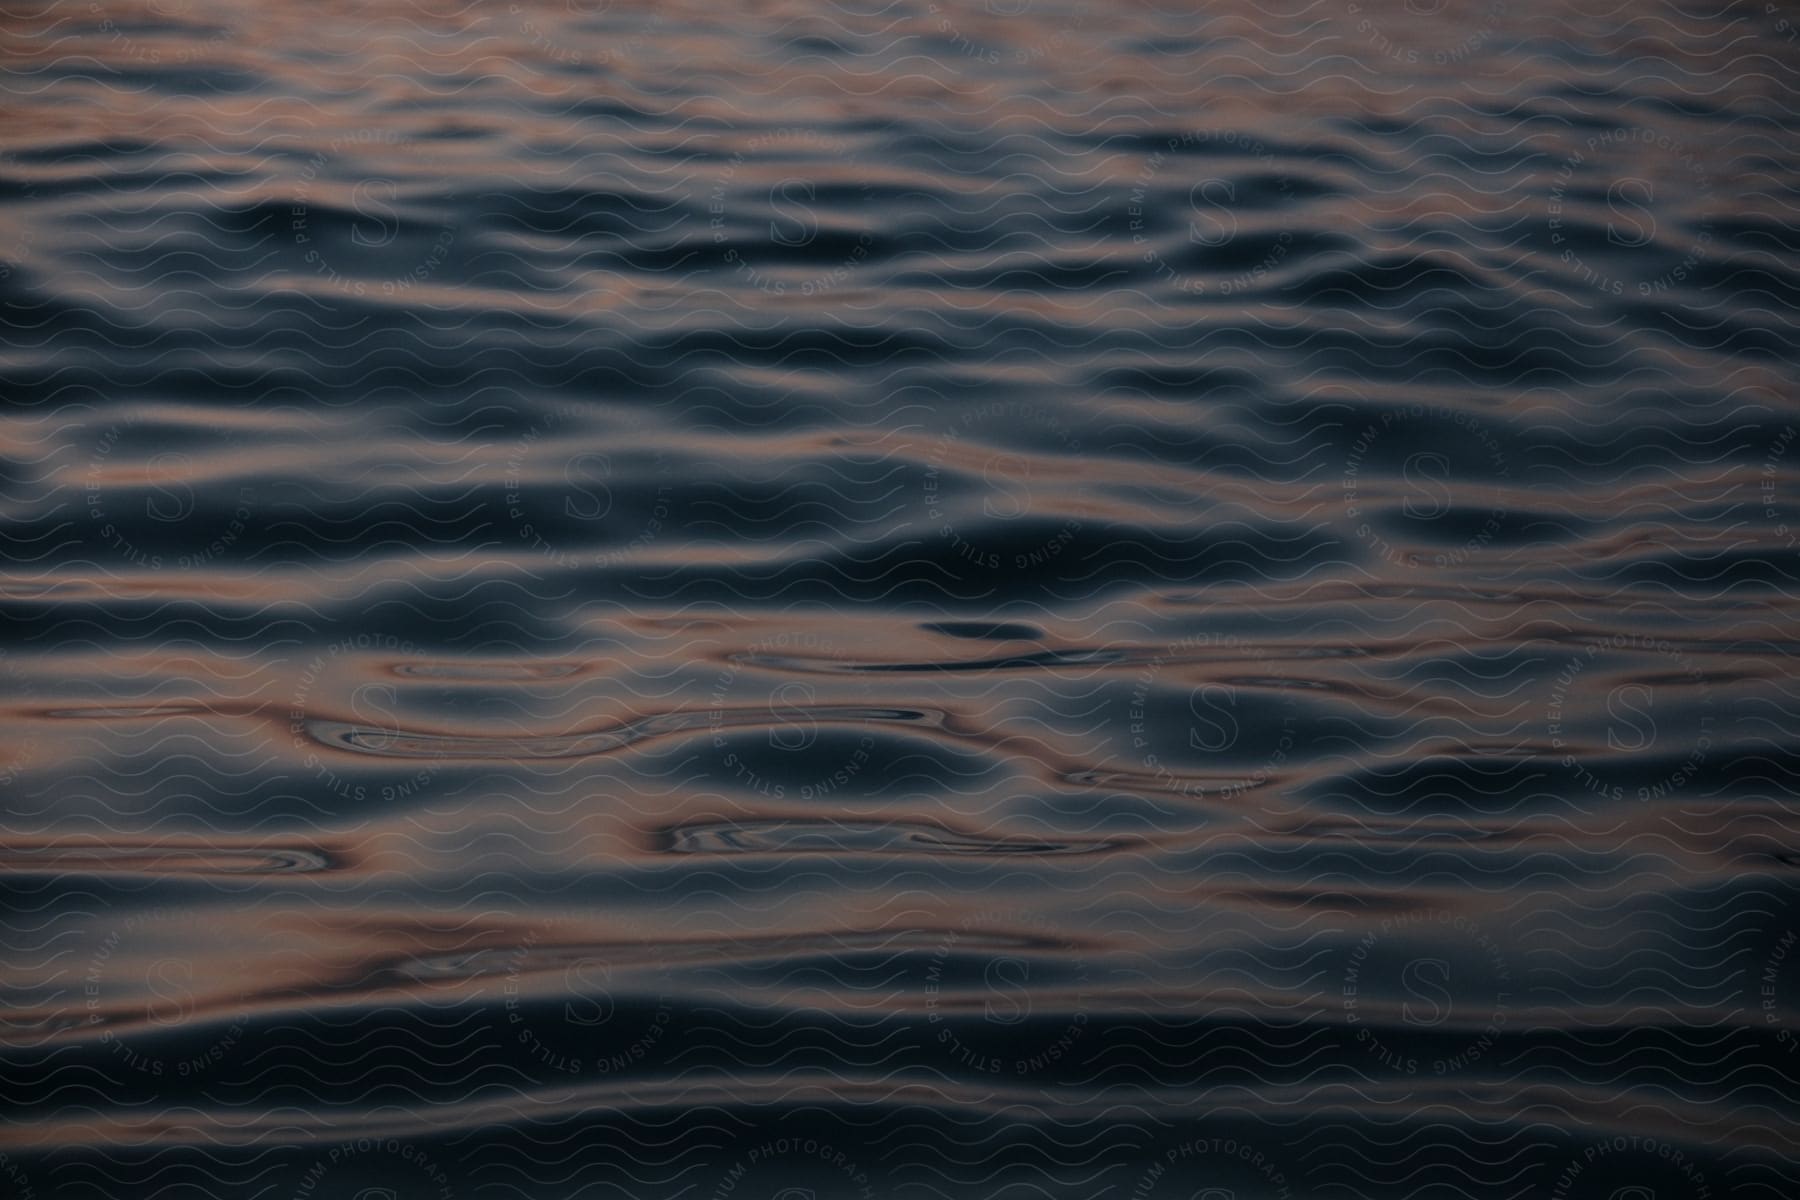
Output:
500,401,672,569
1758,424,1800,556
1547,127,1716,299
707,1136,873,1200
498,926,675,1079
290,128,458,299
505,0,659,69
707,631,874,800
1343,0,1511,66
1125,632,1300,801
0,188,38,282
706,127,875,299
912,399,1083,573
1128,129,1297,298
82,416,256,570
0,649,41,789
287,634,437,805
83,0,231,66
1544,634,1715,804
82,908,247,1077
0,1147,39,1200
1764,2,1799,49
292,1138,452,1200
1760,927,1797,1053
922,908,1091,1076
1129,1136,1293,1200
1548,1135,1710,1200
1342,910,1511,1076
924,0,1087,69
1341,403,1511,568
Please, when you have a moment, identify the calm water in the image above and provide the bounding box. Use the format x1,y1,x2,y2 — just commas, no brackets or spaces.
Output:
3,0,1800,1196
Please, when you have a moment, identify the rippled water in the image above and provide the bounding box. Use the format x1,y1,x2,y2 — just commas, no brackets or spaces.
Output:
3,0,1800,1196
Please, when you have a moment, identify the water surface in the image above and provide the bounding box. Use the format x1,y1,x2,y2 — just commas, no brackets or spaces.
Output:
3,1,1800,1196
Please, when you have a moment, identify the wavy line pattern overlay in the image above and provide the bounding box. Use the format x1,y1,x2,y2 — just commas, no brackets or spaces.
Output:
3,0,1799,1196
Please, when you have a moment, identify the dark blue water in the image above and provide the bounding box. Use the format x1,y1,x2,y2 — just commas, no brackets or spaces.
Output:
3,0,1800,1196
